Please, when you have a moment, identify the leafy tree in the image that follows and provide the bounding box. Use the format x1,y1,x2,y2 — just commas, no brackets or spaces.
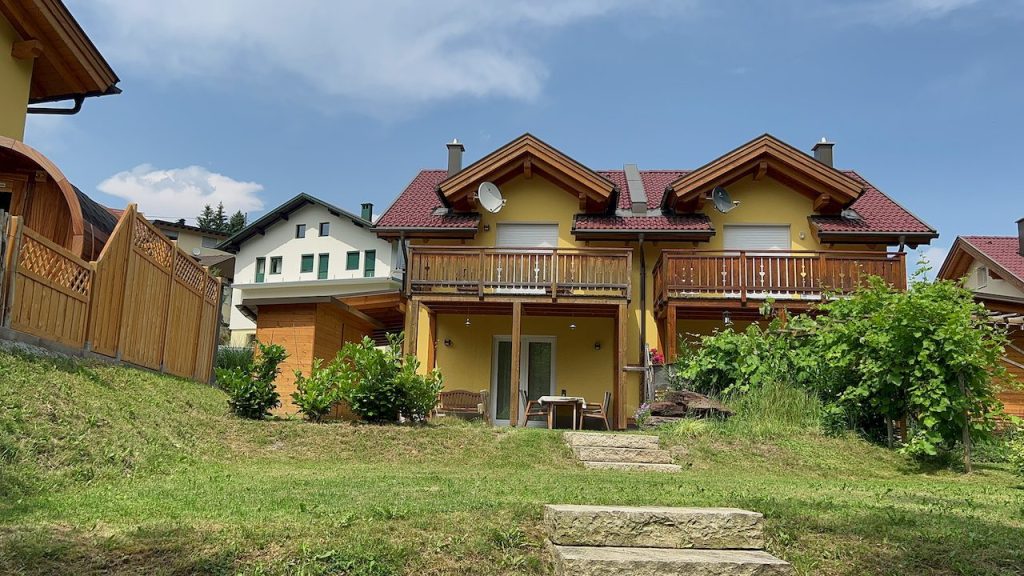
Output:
228,210,247,234
816,270,1008,469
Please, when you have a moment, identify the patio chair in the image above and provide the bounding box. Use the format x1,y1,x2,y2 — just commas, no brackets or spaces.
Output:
579,391,611,430
434,389,485,420
520,390,550,427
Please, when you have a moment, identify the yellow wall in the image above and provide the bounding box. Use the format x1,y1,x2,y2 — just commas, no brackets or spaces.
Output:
432,313,614,409
0,17,33,140
410,171,889,421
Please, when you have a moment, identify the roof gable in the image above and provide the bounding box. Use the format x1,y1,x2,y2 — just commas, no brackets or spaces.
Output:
218,193,371,253
438,133,616,213
663,134,863,214
938,236,1024,294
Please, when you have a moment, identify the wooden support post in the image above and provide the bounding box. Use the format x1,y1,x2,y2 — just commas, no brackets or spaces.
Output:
2,216,23,328
426,306,437,370
616,301,627,429
665,303,677,363
510,301,522,427
404,299,420,356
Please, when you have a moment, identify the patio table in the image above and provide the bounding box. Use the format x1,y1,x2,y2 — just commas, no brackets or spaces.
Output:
538,396,586,430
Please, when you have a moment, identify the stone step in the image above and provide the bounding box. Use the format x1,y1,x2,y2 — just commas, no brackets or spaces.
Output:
544,505,764,549
572,446,674,464
564,432,660,450
551,545,794,576
582,461,682,472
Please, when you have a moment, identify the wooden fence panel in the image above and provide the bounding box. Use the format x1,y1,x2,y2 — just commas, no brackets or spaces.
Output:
6,224,92,348
0,205,220,382
118,215,173,370
87,204,135,357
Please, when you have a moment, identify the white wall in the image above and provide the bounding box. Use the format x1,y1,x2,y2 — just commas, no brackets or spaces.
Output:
963,259,1024,300
228,203,397,334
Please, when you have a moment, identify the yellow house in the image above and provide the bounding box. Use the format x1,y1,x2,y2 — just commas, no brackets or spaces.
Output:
376,134,937,429
0,0,121,259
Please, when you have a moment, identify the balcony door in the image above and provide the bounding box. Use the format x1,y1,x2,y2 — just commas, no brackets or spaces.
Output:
491,335,556,426
495,223,558,294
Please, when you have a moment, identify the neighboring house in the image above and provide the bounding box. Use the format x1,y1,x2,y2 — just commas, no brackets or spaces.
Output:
377,133,937,428
217,193,403,410
0,0,121,259
936,223,1024,417
151,219,231,258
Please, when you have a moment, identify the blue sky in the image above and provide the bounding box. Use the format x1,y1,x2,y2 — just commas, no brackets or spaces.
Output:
25,0,1024,270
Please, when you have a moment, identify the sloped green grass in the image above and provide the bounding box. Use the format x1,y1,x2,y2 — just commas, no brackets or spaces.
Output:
1,347,1022,575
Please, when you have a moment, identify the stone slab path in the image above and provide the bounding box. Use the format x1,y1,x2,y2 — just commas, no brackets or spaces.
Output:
545,505,794,575
563,432,681,472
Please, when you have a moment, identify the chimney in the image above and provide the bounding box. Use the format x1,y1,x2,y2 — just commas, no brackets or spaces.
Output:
446,138,465,177
361,203,373,222
177,218,186,225
1017,217,1024,256
623,164,647,215
812,137,834,167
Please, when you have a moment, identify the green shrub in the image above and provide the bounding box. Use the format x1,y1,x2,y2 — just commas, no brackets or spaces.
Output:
216,342,287,419
291,359,342,422
215,346,253,372
335,334,443,424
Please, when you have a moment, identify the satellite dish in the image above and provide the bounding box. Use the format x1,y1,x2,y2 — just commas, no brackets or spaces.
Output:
711,186,738,214
841,208,862,221
191,248,202,256
477,181,506,213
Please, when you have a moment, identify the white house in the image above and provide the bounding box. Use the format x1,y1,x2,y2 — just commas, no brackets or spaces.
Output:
218,193,400,346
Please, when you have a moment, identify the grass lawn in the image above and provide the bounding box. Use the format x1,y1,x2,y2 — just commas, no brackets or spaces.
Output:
1,347,1022,575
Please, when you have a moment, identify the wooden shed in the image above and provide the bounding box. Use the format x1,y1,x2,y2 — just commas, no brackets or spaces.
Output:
0,136,116,260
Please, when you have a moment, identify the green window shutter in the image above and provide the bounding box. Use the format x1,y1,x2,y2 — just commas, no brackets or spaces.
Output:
255,257,266,283
363,250,376,278
301,254,314,273
318,253,329,280
346,251,359,270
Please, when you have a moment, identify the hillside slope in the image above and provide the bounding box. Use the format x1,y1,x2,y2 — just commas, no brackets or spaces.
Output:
0,346,1022,576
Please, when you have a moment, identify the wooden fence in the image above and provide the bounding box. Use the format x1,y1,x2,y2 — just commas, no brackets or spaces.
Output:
0,205,221,382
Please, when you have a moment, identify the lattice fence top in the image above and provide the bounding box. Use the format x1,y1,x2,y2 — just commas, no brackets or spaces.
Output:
174,251,206,293
18,233,92,297
204,277,218,302
132,216,173,268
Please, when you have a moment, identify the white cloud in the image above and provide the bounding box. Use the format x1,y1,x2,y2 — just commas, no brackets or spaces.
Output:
838,0,983,24
97,165,265,220
73,0,662,111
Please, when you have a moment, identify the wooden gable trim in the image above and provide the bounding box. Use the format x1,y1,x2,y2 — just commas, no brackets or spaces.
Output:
437,133,615,212
0,0,120,104
664,134,864,214
938,238,1024,295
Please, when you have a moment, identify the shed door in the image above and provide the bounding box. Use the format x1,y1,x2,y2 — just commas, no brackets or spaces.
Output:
496,223,558,248
723,225,790,251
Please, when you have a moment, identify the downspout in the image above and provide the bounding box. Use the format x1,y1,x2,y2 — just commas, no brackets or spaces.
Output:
399,231,409,296
638,233,646,364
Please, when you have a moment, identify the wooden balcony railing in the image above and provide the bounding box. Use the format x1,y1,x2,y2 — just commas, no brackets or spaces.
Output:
407,246,632,300
653,250,907,305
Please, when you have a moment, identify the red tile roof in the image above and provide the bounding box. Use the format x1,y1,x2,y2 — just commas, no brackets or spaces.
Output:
377,167,933,240
375,170,480,230
961,236,1024,283
809,171,935,235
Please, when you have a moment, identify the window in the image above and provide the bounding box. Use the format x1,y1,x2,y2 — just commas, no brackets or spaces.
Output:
301,254,314,273
270,256,282,275
319,222,330,236
346,251,360,270
255,257,266,283
164,230,179,240
976,266,989,288
201,236,219,248
318,253,329,279
496,223,558,247
295,224,306,238
363,249,376,277
723,225,790,251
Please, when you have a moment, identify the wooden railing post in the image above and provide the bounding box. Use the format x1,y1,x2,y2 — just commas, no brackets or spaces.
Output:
897,252,908,290
739,251,748,303
477,248,484,298
550,249,559,298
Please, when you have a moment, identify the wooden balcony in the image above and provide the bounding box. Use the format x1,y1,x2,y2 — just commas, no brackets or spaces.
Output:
406,246,632,300
653,250,907,307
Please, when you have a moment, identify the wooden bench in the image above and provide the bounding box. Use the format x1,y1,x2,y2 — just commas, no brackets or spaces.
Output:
434,389,490,424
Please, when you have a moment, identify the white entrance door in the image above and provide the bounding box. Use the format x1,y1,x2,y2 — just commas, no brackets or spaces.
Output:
491,336,556,426
723,225,790,251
